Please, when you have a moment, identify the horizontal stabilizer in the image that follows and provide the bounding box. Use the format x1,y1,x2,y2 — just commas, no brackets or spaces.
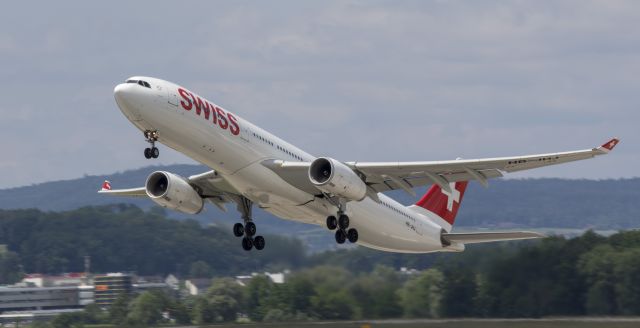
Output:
98,187,147,197
442,231,545,245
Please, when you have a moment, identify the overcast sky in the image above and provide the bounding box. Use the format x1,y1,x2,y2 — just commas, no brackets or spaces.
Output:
0,1,638,188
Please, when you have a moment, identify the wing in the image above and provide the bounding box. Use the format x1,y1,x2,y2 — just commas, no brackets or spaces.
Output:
98,170,238,212
263,138,619,195
442,231,545,244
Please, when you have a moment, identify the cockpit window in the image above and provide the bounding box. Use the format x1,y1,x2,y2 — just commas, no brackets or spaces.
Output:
125,79,151,88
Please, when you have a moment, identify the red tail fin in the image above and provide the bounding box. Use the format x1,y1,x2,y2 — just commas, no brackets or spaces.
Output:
415,181,468,226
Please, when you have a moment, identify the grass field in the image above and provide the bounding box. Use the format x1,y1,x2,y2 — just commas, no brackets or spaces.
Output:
178,318,640,328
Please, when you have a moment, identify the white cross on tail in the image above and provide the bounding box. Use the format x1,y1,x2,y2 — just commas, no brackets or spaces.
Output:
441,182,460,211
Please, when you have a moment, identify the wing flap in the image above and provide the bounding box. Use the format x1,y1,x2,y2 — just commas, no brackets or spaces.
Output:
367,169,503,193
442,231,545,244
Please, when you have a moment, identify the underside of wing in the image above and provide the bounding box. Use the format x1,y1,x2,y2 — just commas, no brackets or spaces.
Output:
261,160,319,195
350,138,619,193
442,231,546,244
98,170,240,211
262,138,619,195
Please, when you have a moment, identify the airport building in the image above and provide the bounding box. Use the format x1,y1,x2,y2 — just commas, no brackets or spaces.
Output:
93,273,133,306
0,285,93,312
0,272,174,324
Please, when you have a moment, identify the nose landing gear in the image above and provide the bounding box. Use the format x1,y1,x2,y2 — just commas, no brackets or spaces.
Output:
143,130,159,159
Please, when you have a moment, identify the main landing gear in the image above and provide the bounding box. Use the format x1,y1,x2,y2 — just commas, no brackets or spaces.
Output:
325,198,358,245
143,130,159,159
233,197,265,251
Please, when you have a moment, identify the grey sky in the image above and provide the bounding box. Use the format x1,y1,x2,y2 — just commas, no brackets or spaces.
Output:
0,1,637,188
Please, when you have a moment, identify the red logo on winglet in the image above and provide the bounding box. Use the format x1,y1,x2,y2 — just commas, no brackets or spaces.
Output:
101,181,112,191
601,138,620,151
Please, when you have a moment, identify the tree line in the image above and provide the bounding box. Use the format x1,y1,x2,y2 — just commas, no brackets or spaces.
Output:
32,228,640,328
0,205,307,280
3,205,640,324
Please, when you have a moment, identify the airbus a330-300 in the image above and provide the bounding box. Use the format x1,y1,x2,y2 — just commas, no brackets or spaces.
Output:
100,76,619,253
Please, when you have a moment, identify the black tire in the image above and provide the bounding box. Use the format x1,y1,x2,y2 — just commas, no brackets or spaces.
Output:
242,237,253,251
335,229,347,244
144,148,152,159
347,228,359,243
254,236,265,250
338,214,350,229
245,221,257,236
151,147,160,158
233,223,244,237
326,216,338,230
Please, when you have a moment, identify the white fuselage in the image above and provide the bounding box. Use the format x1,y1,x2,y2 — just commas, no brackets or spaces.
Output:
114,76,454,253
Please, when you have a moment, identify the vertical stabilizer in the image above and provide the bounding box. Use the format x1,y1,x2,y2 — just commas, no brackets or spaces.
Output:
407,181,468,231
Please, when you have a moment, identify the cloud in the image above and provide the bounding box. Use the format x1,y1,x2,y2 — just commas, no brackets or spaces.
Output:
0,0,638,188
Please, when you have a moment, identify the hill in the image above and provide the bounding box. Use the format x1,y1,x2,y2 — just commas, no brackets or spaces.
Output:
0,205,305,276
0,164,638,251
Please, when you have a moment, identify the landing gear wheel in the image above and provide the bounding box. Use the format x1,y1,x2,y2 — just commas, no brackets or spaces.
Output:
242,237,253,251
335,229,347,244
338,214,350,230
347,228,359,243
326,216,338,230
233,223,244,237
143,130,159,159
254,236,265,250
144,148,152,159
245,221,257,237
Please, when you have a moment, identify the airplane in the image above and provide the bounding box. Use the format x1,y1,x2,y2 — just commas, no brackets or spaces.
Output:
100,76,620,253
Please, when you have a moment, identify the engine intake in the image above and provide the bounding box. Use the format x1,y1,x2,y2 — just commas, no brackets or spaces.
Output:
309,157,367,201
145,171,204,215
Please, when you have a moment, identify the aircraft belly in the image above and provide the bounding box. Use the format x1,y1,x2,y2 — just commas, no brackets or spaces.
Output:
345,198,444,253
262,205,325,225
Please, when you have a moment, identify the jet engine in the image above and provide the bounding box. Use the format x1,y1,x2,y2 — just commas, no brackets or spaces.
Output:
308,157,367,201
145,171,204,215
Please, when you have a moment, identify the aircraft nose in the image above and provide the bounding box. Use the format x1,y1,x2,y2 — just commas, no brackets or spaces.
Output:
114,83,142,121
114,83,132,103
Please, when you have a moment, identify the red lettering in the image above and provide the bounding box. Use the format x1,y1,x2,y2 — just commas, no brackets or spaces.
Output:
208,102,217,125
179,89,240,137
195,96,211,120
189,93,199,112
228,113,240,135
216,107,228,129
178,88,192,110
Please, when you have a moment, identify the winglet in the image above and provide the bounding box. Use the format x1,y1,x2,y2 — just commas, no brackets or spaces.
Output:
597,138,620,153
100,180,112,191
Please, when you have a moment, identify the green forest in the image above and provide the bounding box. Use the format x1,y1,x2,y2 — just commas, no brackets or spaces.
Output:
2,205,640,326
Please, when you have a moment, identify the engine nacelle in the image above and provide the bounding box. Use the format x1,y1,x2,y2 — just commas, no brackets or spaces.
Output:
145,171,204,215
308,157,367,201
